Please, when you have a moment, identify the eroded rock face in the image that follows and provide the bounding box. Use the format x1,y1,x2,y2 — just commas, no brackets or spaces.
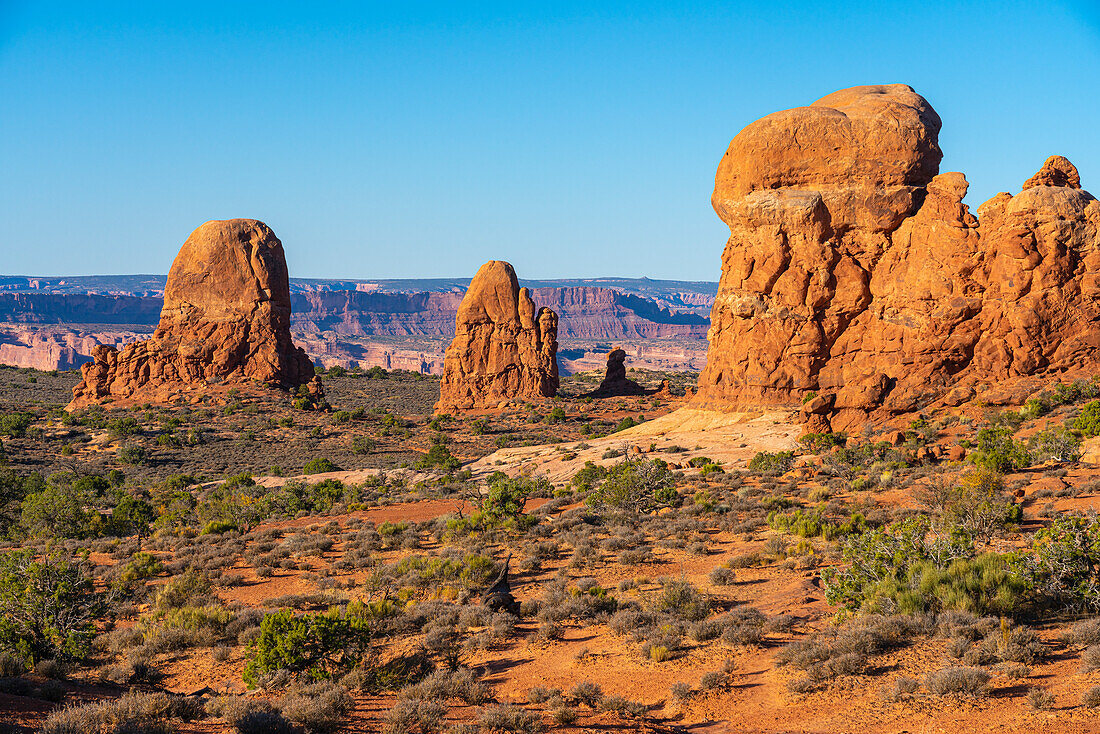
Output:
587,348,645,397
436,261,558,411
69,220,317,408
697,84,1100,430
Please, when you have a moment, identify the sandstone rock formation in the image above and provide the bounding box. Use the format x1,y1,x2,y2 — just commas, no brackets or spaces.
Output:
69,220,317,409
696,84,1100,431
587,348,645,397
436,261,558,412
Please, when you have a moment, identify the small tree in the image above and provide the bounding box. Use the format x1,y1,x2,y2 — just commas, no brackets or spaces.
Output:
0,550,100,664
112,494,156,548
243,609,371,686
968,426,1030,472
585,459,676,515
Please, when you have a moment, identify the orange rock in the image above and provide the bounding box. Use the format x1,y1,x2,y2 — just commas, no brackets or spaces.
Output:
695,84,1100,430
586,348,645,397
69,220,316,409
435,261,558,412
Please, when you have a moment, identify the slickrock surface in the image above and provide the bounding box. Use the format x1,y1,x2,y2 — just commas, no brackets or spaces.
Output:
68,219,317,409
696,83,1100,431
436,261,558,412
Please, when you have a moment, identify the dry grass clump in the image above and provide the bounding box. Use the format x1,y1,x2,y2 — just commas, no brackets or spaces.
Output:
924,666,991,697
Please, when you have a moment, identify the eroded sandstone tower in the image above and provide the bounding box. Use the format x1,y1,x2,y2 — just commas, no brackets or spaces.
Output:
69,219,317,409
695,84,1100,431
436,260,558,412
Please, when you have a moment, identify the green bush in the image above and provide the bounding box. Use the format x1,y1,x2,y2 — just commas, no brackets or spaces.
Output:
0,413,32,438
1016,514,1100,612
243,609,371,687
585,459,676,515
0,550,99,664
117,443,148,466
21,477,102,539
798,433,847,453
822,517,1024,616
967,426,1030,472
1074,401,1100,437
414,442,460,471
748,451,795,473
117,552,163,588
767,507,866,540
303,457,340,475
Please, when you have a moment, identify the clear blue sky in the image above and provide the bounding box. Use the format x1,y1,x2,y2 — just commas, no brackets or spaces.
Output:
1,1,1098,281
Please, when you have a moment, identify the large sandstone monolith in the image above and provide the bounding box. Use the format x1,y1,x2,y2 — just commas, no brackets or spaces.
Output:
69,219,317,409
435,261,558,412
696,84,1100,431
586,348,645,397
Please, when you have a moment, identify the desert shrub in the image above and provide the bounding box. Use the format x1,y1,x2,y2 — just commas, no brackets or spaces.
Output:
748,451,795,474
822,517,1023,615
279,679,354,733
709,566,735,585
414,441,460,471
303,457,340,475
41,691,198,734
882,676,920,702
767,506,867,540
585,459,676,515
271,479,347,515
116,551,163,588
1075,401,1100,437
1016,513,1100,612
570,461,607,491
20,482,102,540
237,709,299,734
1025,686,1055,710
924,666,990,697
0,412,32,439
351,436,376,455
197,474,270,533
1085,685,1100,708
570,680,603,707
799,432,847,453
1029,427,1082,463
653,578,710,621
477,704,544,733
155,567,214,610
1063,617,1100,647
967,426,1030,472
383,697,445,734
920,468,1019,542
243,608,371,686
0,550,99,665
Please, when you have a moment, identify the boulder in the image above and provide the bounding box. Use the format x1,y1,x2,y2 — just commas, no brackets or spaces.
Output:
69,220,316,409
436,261,558,412
695,84,1100,430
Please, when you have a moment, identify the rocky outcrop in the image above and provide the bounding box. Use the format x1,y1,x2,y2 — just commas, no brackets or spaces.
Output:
69,220,317,409
587,348,645,397
436,261,558,412
697,84,1100,431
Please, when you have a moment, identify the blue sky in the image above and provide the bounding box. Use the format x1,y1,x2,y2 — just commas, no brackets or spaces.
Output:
1,1,1097,280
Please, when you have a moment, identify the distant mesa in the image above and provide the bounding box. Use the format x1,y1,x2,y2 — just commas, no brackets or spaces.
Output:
68,219,319,410
585,348,646,398
695,83,1100,431
435,260,558,413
